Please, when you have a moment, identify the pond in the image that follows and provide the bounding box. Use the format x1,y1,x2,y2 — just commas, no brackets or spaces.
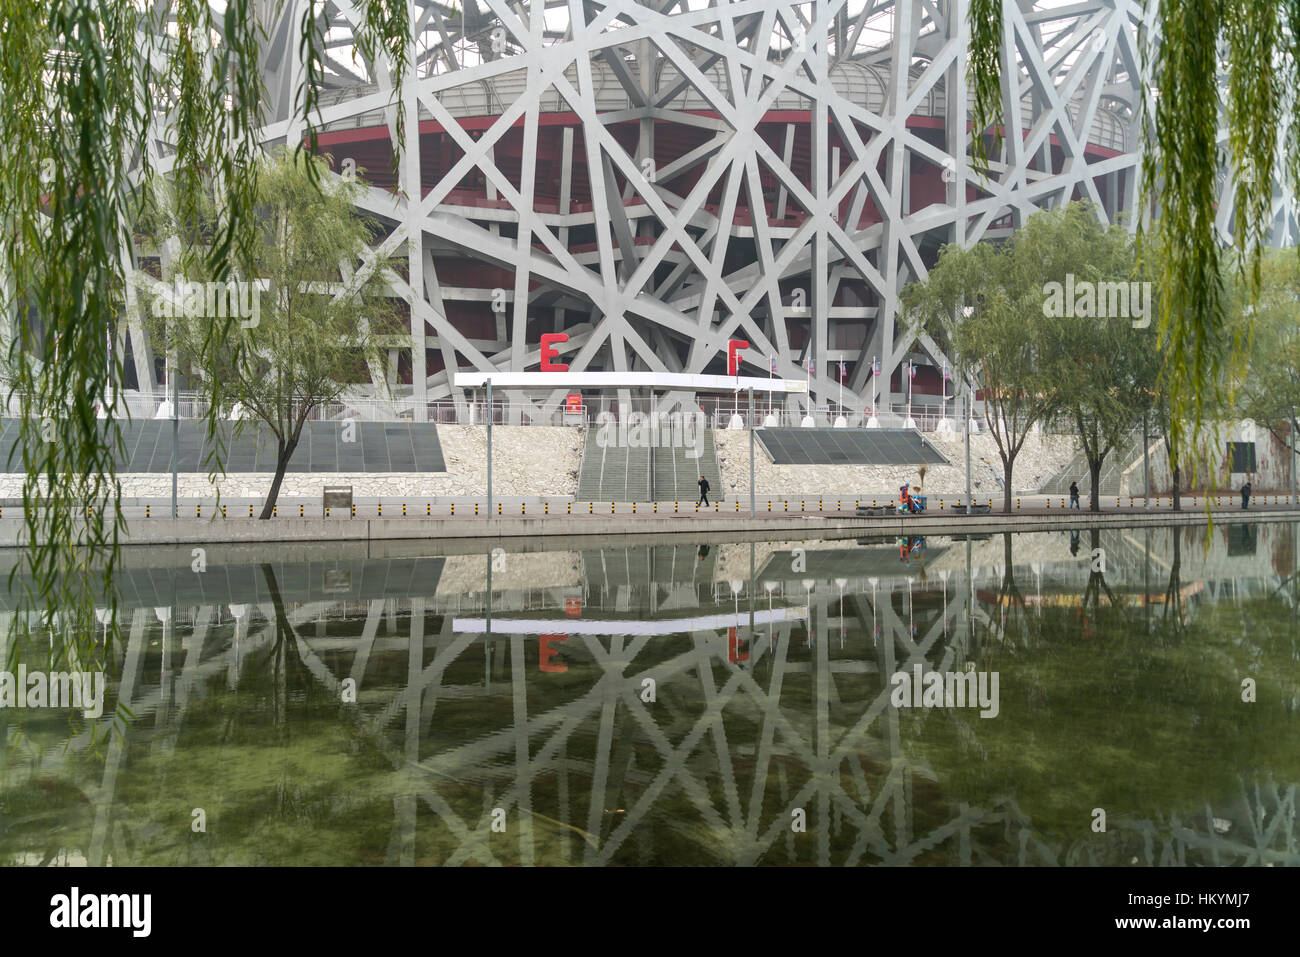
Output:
1,523,1297,866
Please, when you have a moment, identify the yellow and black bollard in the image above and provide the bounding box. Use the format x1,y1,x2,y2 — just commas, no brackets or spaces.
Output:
196,504,201,518
474,503,479,515
325,506,331,517
610,502,615,514
221,504,227,518
249,505,254,518
545,502,550,515
675,501,680,513
1016,497,1021,509
145,505,150,518
783,500,788,512
402,503,407,517
589,502,594,514
351,504,356,518
632,502,637,514
567,502,572,515
521,502,526,515
498,502,503,515
299,504,305,518
377,503,382,517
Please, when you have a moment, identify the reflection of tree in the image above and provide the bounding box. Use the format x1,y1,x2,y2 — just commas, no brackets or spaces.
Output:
1162,527,1187,635
994,532,1033,647
1080,528,1119,626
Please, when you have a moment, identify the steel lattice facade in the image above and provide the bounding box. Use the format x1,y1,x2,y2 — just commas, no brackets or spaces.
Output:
121,0,1296,421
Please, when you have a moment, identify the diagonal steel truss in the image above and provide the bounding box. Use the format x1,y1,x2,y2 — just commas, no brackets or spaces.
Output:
122,1,1297,420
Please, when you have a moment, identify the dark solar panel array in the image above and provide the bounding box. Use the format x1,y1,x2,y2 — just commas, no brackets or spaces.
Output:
0,419,445,473
755,428,948,466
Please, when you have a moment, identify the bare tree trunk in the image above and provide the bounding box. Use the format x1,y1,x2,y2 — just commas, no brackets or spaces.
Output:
1089,455,1103,512
1002,456,1014,513
1171,463,1181,511
259,440,298,519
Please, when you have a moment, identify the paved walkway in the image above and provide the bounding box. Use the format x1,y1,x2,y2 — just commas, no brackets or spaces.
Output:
0,493,1295,547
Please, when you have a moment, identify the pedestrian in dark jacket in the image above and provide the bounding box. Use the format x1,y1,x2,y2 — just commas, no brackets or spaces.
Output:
1241,481,1251,510
697,476,710,507
1069,481,1080,509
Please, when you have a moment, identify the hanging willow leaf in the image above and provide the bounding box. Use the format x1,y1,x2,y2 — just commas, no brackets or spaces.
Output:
968,0,1298,509
0,1,412,706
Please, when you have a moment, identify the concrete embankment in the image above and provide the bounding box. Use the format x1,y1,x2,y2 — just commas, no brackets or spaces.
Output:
1,502,1295,548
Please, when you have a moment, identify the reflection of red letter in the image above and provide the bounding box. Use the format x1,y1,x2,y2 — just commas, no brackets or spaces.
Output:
540,634,568,672
727,627,749,663
727,339,749,376
541,333,569,372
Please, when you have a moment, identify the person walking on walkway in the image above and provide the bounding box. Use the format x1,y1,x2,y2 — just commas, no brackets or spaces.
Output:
697,475,710,508
1069,480,1080,510
1241,480,1252,510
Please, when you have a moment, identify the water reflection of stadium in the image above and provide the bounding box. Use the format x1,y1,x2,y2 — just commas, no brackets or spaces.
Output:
3,524,1296,866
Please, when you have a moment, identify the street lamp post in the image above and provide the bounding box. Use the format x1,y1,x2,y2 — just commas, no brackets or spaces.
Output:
748,387,756,517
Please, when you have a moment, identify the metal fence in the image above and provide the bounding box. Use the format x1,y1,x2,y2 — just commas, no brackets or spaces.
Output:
4,389,1077,435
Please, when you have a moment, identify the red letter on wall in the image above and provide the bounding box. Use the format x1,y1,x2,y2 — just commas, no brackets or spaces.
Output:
540,333,569,372
540,634,568,673
727,627,749,663
727,339,749,376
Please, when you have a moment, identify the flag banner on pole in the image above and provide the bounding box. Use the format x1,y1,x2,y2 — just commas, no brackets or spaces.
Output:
839,360,846,379
908,363,916,379
770,356,776,374
871,359,880,377
808,359,814,376
943,363,951,381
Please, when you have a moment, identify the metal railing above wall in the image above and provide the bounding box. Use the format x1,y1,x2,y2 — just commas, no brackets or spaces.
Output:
5,389,1076,434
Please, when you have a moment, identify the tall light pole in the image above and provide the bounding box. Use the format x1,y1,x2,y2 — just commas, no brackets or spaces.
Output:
486,378,493,514
964,381,972,506
170,354,178,519
748,387,756,517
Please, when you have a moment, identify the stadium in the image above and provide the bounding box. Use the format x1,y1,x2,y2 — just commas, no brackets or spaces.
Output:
120,1,1278,423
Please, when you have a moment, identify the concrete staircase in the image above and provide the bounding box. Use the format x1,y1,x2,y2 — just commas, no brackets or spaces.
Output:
577,439,651,502
578,430,723,501
1040,428,1151,497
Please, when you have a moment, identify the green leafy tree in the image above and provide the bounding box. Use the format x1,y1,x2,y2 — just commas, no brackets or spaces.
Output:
969,0,1287,497
141,149,401,518
1039,213,1163,511
1233,249,1300,495
0,2,410,669
904,206,1096,513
